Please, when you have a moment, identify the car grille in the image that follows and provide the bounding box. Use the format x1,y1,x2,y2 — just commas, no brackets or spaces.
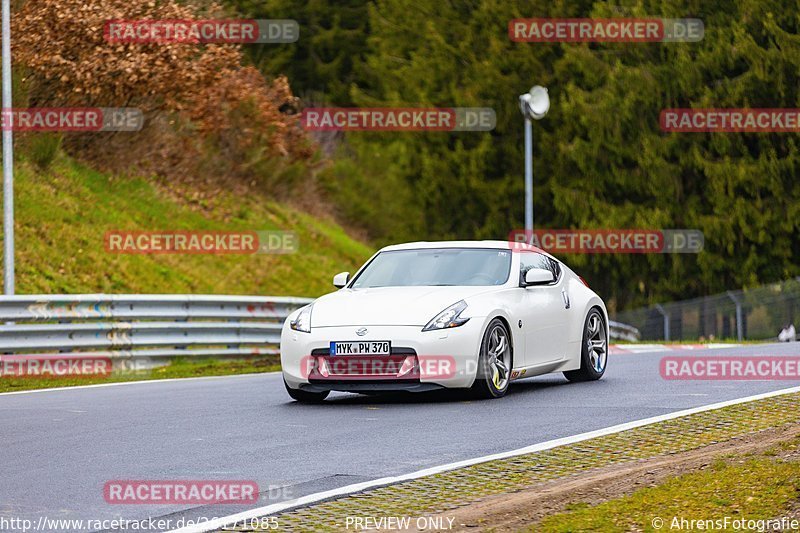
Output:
310,347,417,356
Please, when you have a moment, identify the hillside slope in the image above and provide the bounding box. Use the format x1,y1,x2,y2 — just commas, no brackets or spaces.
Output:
4,154,373,297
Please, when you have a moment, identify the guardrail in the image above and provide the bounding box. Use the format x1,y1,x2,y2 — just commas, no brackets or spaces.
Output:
0,294,639,367
608,320,641,342
0,294,313,367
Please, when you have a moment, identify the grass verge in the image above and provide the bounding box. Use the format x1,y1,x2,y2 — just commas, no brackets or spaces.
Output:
243,391,800,531
6,155,373,296
0,356,280,393
537,438,800,532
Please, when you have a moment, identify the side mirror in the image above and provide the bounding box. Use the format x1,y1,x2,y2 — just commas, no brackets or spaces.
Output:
333,272,350,288
524,268,554,286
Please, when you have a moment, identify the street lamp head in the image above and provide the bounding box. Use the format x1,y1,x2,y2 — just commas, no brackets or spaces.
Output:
519,85,549,120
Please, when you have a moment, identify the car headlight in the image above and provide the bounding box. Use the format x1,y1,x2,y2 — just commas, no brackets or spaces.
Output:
422,300,469,332
290,305,313,333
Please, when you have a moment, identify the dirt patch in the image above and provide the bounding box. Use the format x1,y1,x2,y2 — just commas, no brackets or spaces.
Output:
414,424,800,532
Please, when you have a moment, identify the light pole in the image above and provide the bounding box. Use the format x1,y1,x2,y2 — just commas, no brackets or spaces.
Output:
1,0,13,295
518,85,549,233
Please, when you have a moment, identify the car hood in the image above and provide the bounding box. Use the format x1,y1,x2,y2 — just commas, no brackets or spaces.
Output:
310,286,497,327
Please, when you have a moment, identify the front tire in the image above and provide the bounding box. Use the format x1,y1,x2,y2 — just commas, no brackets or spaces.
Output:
471,318,512,399
564,308,607,382
284,379,329,403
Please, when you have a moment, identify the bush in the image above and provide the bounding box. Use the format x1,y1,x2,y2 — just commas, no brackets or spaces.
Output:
13,0,316,196
23,133,63,170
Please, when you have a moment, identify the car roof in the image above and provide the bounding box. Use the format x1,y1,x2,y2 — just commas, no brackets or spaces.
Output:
380,240,509,251
379,240,555,259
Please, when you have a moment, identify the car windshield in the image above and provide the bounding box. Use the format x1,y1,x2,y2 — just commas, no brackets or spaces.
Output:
351,248,512,288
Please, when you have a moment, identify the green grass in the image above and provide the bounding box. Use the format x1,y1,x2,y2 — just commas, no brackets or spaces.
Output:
0,151,372,392
0,356,281,393
537,445,800,532
5,152,373,296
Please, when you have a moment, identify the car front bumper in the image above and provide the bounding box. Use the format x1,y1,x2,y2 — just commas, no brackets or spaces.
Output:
280,319,486,392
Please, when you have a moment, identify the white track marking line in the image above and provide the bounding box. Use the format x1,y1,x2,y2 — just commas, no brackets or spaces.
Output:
0,371,280,396
169,384,800,533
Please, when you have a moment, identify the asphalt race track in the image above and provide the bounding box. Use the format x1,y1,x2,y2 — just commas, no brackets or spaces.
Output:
3,342,800,530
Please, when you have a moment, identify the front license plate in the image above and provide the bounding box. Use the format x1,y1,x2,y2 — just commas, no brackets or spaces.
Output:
330,340,391,356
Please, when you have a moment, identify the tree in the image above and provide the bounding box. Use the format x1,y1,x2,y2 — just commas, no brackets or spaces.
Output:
228,0,371,105
319,0,800,309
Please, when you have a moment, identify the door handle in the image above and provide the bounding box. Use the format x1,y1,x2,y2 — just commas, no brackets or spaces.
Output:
561,288,570,309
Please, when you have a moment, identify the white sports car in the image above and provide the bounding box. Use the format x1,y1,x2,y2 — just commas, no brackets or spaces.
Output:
281,241,608,402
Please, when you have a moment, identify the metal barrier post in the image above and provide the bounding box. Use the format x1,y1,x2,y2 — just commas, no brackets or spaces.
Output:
726,291,744,342
655,303,670,341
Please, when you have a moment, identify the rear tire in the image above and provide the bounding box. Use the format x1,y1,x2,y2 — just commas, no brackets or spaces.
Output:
471,318,512,399
564,308,607,382
284,379,329,403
